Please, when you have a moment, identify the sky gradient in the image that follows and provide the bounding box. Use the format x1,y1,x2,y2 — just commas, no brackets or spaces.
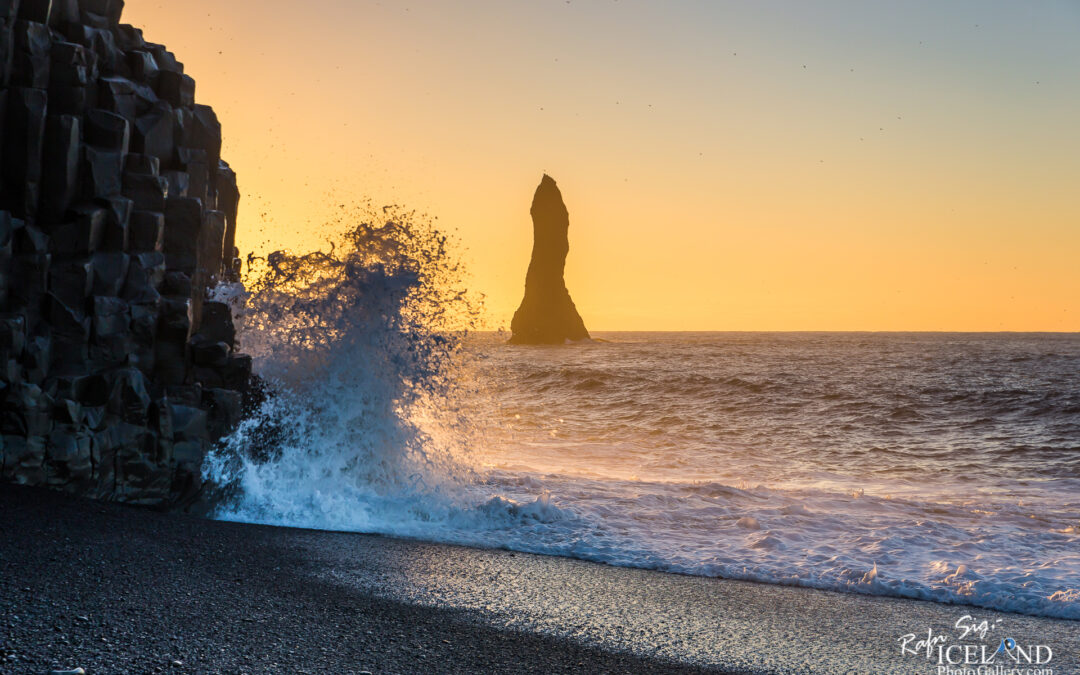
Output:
125,0,1080,331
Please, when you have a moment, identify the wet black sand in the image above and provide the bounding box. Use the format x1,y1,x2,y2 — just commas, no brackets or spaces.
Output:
0,485,710,674
2,484,1078,674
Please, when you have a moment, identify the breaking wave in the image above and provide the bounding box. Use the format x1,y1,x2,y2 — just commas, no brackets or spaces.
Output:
203,205,495,532
202,213,1080,621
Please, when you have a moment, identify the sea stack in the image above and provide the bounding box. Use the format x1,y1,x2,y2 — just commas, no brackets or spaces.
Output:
509,175,589,344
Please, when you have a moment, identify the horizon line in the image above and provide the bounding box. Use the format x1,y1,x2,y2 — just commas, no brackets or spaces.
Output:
477,329,1080,335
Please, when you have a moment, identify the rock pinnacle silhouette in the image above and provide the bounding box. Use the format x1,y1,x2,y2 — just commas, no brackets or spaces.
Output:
509,175,590,344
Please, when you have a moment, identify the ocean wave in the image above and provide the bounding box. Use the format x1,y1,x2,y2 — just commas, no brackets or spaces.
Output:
201,224,1080,622
204,205,483,532
443,475,1080,621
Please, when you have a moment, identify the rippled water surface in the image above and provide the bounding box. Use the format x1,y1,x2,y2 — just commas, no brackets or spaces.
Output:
477,333,1080,497
460,333,1080,618
212,331,1080,619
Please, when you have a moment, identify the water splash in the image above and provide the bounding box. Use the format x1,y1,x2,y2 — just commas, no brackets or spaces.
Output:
202,229,1080,620
203,204,485,531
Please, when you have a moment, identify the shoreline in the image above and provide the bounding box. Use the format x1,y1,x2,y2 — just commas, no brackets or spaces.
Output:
2,485,1076,674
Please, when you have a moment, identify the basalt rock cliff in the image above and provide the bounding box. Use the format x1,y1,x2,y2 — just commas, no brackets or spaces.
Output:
0,0,250,505
509,175,589,344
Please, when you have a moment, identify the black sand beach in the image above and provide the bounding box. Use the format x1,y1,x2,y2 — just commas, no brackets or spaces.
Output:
0,485,705,674
2,484,1077,674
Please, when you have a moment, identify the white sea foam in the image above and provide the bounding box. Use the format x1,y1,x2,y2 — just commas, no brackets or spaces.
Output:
204,217,1080,620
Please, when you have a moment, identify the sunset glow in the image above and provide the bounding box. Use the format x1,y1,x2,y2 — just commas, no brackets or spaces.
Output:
125,0,1080,331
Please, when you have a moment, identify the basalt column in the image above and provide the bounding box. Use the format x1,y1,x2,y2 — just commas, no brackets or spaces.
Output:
509,175,589,344
0,0,250,506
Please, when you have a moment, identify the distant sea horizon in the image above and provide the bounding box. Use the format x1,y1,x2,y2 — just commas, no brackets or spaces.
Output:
480,329,1080,334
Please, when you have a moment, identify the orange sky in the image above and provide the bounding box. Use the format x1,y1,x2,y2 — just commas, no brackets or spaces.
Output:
125,0,1080,331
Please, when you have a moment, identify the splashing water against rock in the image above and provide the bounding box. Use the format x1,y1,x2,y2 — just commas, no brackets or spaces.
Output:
201,209,1080,621
203,205,484,530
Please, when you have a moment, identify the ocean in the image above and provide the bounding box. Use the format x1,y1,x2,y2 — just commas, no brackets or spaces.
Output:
207,327,1080,621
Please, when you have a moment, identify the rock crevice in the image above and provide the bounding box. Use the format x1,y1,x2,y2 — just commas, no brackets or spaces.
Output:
509,175,589,344
0,0,249,505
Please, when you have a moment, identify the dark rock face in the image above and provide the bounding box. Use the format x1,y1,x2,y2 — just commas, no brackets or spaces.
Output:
509,175,589,344
0,0,249,506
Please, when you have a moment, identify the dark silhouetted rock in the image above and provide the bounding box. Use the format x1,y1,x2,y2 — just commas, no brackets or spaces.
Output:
15,222,49,254
146,43,180,74
157,295,190,341
47,84,91,116
12,19,51,88
48,259,92,308
190,335,228,368
120,250,162,305
89,295,129,367
82,145,123,198
124,152,159,175
133,103,174,161
509,175,589,344
161,269,191,297
10,252,51,309
177,145,208,203
51,204,106,257
97,76,137,118
216,160,239,278
161,169,188,199
84,108,130,152
43,291,89,366
47,426,93,485
49,42,93,90
89,251,128,296
122,172,166,211
127,209,163,252
224,352,251,387
3,87,47,217
81,0,124,26
198,208,224,280
162,196,201,272
184,105,221,166
105,367,151,424
197,300,234,346
202,387,240,441
17,0,54,26
0,1,248,506
128,48,157,83
100,195,131,250
156,69,192,107
39,114,81,223
51,0,80,27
